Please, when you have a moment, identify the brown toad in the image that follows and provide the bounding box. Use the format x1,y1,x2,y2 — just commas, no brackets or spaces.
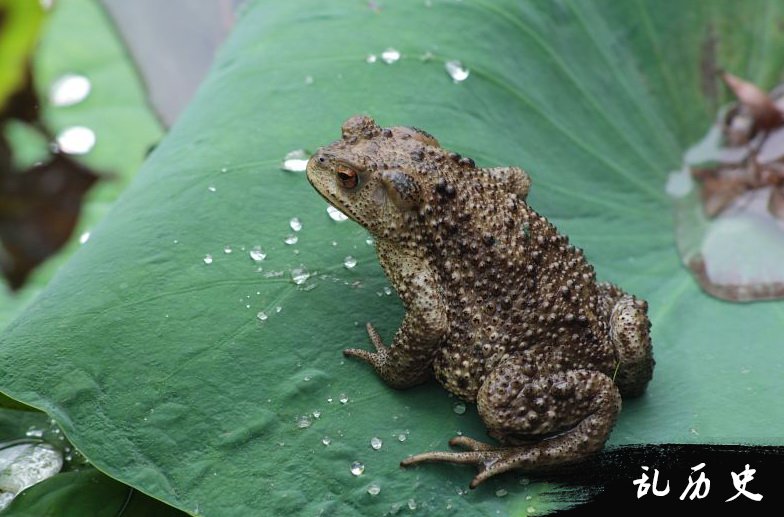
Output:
306,115,654,488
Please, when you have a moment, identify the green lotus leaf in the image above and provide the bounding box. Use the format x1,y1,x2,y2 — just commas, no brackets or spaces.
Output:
1,0,783,514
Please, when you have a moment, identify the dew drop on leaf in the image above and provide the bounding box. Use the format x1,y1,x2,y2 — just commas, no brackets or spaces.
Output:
56,126,96,154
445,60,470,83
290,267,310,285
327,205,349,222
381,48,400,64
249,247,266,262
350,461,365,476
280,149,309,172
49,74,91,107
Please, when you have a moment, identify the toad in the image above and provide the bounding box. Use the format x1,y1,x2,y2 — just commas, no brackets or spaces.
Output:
306,115,654,488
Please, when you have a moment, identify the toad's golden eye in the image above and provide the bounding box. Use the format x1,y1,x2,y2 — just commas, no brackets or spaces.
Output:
336,165,359,189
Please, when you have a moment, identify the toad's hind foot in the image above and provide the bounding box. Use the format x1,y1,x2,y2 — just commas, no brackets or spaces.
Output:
403,367,622,488
401,436,535,489
401,432,601,489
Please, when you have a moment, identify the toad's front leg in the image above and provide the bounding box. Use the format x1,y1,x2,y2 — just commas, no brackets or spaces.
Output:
401,358,621,488
344,244,447,389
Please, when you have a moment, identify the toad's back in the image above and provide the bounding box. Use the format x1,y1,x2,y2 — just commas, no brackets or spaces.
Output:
410,171,615,400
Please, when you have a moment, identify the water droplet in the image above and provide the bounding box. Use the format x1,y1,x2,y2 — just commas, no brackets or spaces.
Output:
397,433,406,442
220,167,228,173
290,217,303,232
281,149,310,172
366,54,377,64
331,241,338,247
208,186,216,192
453,401,466,415
350,461,365,476
284,234,298,245
56,126,95,154
49,74,91,107
303,376,311,382
381,48,401,64
365,236,374,246
327,397,333,403
322,436,331,446
249,247,266,262
383,286,393,296
527,507,536,514
256,311,268,322
367,483,381,496
327,205,349,222
408,499,417,510
304,75,314,85
445,60,470,83
78,231,90,244
339,393,349,404
344,256,357,269
291,267,310,285
370,437,383,450
25,427,44,438
0,444,63,501
296,415,312,429
203,254,213,265
223,245,233,254
312,410,321,419
275,306,282,313
496,489,508,497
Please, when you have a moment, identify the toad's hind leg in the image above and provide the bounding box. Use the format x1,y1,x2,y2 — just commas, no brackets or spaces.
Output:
401,360,621,488
598,282,654,398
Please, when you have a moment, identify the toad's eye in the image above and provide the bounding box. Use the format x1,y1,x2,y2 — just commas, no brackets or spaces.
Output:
336,165,359,189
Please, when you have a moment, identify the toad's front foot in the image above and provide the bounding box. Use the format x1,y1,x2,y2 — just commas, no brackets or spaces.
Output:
343,323,430,389
343,322,389,365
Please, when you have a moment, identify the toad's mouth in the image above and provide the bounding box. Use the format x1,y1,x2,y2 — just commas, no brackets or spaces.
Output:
305,167,361,228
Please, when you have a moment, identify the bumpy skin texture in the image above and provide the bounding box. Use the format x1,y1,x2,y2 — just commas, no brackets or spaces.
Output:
306,115,654,488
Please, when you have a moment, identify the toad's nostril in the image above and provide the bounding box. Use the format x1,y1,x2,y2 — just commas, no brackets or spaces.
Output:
318,155,326,163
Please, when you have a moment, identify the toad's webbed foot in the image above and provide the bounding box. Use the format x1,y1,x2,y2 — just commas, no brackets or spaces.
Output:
401,436,525,488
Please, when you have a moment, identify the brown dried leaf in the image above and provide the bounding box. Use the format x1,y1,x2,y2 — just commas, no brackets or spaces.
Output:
768,185,784,220
722,71,784,131
0,151,99,290
699,175,748,217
